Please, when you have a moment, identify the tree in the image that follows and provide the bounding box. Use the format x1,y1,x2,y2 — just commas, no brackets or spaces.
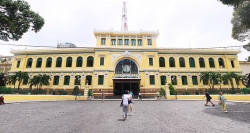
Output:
6,74,17,89
159,87,166,96
234,74,243,90
200,72,211,89
29,74,50,90
247,56,250,62
218,0,250,51
209,72,220,90
15,71,29,90
223,72,237,92
0,0,45,41
167,83,176,95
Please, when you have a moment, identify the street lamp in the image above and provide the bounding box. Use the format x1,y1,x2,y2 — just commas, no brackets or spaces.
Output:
172,76,177,99
75,76,81,100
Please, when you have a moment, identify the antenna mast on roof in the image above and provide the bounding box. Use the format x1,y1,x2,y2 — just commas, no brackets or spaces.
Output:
121,1,128,31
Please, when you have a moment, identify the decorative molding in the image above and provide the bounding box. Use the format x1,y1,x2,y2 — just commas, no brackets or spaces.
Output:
111,54,120,62
122,51,131,57
133,54,142,63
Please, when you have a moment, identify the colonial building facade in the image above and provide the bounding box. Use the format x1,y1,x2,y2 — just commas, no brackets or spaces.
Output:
9,30,243,96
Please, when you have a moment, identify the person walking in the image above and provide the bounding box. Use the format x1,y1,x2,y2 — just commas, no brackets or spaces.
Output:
128,91,134,115
122,90,130,121
218,92,228,113
156,91,160,101
203,89,215,106
102,92,105,102
138,92,142,100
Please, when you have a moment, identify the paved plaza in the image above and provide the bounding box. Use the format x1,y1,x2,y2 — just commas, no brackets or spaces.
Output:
0,100,250,133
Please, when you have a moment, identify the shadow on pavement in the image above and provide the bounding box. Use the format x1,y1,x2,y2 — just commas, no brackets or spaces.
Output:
203,102,250,124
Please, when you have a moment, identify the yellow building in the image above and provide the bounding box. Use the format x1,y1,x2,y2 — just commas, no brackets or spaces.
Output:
0,55,13,74
9,30,243,96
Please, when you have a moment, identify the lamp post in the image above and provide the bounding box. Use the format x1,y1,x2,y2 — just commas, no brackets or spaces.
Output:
172,76,177,99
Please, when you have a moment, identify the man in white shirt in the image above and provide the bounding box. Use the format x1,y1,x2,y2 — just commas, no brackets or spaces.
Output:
122,90,130,121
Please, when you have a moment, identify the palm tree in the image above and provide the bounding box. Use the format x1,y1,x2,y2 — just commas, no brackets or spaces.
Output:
209,72,220,90
29,74,51,90
6,75,17,89
200,72,211,89
234,74,243,90
15,71,29,90
223,72,237,92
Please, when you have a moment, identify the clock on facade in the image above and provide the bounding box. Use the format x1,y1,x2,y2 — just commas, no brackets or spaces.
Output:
123,65,130,73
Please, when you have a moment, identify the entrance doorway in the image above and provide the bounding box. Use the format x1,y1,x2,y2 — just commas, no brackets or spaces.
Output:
114,83,139,95
113,79,140,96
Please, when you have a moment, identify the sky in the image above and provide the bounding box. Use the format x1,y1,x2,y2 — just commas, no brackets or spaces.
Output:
0,0,249,61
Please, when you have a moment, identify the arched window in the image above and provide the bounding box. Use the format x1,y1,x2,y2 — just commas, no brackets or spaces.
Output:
218,58,224,68
159,57,165,67
179,57,185,67
56,57,62,67
87,56,94,67
169,57,175,67
53,76,59,85
26,58,33,68
171,75,177,85
64,76,70,85
76,57,83,67
75,75,81,85
189,57,195,68
181,76,187,85
66,57,72,67
86,75,92,85
199,58,205,68
160,76,166,85
209,58,215,68
46,57,52,68
192,76,198,85
36,58,42,68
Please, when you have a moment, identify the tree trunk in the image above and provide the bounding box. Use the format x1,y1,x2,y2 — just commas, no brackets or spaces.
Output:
18,81,21,90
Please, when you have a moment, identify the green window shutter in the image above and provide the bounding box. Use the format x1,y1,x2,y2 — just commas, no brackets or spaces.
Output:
149,58,153,66
86,76,92,85
100,57,104,65
189,58,195,68
161,76,166,85
98,75,104,85
192,76,198,85
56,58,62,67
64,76,70,85
159,57,165,67
150,75,155,85
223,80,228,85
169,57,175,67
53,76,59,85
182,76,187,85
17,61,20,68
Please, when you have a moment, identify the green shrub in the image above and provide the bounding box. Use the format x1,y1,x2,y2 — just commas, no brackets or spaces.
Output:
58,90,67,95
168,83,176,95
88,89,93,96
183,91,190,95
242,88,250,94
0,86,13,94
13,89,29,94
159,87,166,96
72,86,79,95
30,89,46,94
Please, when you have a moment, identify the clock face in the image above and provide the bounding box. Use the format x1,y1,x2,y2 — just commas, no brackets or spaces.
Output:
123,65,130,73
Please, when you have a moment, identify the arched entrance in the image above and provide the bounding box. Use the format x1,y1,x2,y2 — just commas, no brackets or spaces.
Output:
113,59,140,96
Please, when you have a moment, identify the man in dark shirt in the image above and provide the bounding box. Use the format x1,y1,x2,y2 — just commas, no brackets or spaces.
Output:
203,90,215,106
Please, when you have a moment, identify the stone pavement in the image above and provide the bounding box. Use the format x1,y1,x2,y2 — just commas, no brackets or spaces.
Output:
0,100,250,133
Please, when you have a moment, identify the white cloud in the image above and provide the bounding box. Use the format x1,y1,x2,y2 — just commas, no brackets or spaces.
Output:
0,0,249,60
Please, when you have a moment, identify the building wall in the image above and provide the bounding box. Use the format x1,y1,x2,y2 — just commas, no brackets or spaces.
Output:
239,61,250,75
7,31,244,96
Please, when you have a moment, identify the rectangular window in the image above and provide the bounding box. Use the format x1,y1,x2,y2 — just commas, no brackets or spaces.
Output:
192,76,198,85
182,76,187,85
150,75,155,85
231,60,235,68
100,57,104,66
149,58,153,66
98,75,104,85
118,39,122,45
147,39,152,45
53,76,59,85
101,38,106,45
131,39,136,46
111,39,116,45
124,39,129,46
160,76,166,85
17,61,20,68
138,39,142,46
64,76,70,85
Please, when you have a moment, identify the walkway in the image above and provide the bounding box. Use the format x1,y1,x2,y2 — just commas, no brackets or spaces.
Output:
0,101,249,133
